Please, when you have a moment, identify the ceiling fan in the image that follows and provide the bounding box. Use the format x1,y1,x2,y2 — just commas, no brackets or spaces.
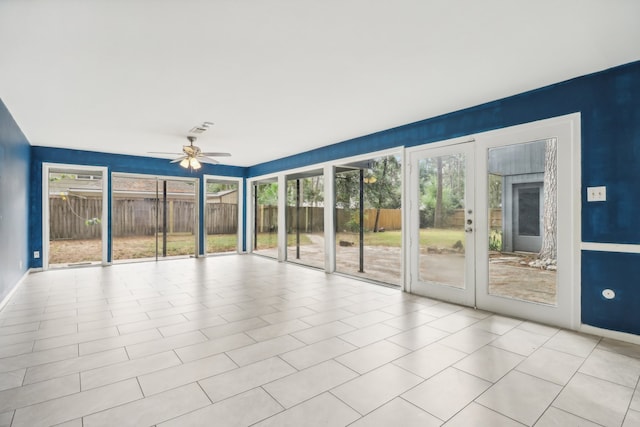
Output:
150,123,231,170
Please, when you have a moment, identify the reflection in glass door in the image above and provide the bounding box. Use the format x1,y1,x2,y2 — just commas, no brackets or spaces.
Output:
47,167,106,268
286,171,324,269
253,178,278,258
485,139,557,306
112,174,197,262
410,144,475,306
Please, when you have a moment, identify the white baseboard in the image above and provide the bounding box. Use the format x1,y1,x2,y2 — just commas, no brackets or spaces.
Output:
579,324,640,345
0,268,32,312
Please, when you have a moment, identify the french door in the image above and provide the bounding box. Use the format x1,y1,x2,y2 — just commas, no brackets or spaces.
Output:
409,115,579,328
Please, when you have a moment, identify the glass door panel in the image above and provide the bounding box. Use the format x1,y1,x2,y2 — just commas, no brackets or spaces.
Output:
286,171,325,269
253,179,278,258
410,144,475,306
418,153,467,288
161,179,196,258
112,175,196,262
47,168,104,267
112,175,159,262
486,139,557,305
335,155,403,286
205,179,239,254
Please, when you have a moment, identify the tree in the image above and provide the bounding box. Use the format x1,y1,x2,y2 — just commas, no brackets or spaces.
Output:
418,154,465,228
364,156,401,232
433,157,444,228
538,138,557,261
256,182,278,206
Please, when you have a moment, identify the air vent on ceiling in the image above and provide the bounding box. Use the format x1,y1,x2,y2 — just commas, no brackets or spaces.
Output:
189,121,214,134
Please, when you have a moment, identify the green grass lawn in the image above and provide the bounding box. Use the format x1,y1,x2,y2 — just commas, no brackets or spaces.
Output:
61,228,465,263
337,228,465,249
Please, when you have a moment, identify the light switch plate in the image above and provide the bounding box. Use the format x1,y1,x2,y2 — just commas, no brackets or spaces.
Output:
587,186,606,202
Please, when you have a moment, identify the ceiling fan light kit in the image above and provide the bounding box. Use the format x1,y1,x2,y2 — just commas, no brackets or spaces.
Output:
148,122,231,170
189,157,201,170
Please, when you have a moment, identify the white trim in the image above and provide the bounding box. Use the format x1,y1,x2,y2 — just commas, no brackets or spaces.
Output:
111,171,197,182
203,174,244,255
323,164,336,273
250,148,403,184
581,242,640,254
580,324,640,345
42,163,109,270
399,147,407,292
277,175,287,262
246,174,279,256
405,135,476,156
403,147,412,293
0,268,32,312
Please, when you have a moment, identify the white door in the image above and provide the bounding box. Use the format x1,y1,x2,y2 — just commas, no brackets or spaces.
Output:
409,115,580,329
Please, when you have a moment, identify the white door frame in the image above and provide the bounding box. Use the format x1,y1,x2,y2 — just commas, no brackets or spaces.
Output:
42,163,109,270
406,113,581,329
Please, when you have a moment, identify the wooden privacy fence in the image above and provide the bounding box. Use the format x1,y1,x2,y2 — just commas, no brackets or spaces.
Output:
204,203,238,234
51,198,501,240
49,197,102,240
448,208,502,228
255,206,403,233
49,197,238,240
335,208,402,231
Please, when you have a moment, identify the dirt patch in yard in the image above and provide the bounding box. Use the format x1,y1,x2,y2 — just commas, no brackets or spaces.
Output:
49,236,556,305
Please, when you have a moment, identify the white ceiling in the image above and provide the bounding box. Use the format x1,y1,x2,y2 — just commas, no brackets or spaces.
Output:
1,0,639,167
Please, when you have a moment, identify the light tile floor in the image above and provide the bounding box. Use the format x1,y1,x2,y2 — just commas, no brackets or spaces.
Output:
1,256,639,426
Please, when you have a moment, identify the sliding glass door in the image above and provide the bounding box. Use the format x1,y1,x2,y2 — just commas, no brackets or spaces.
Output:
286,170,324,269
112,174,197,262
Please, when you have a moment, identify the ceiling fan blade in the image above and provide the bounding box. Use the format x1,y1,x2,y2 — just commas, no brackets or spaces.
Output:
170,156,187,163
200,152,231,157
198,156,220,164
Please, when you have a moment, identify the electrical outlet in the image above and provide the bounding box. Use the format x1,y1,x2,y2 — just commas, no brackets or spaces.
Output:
587,186,606,202
33,251,40,259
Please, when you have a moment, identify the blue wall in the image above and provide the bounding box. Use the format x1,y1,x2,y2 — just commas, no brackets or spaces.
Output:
582,251,640,335
30,147,245,268
248,60,640,335
0,99,31,303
